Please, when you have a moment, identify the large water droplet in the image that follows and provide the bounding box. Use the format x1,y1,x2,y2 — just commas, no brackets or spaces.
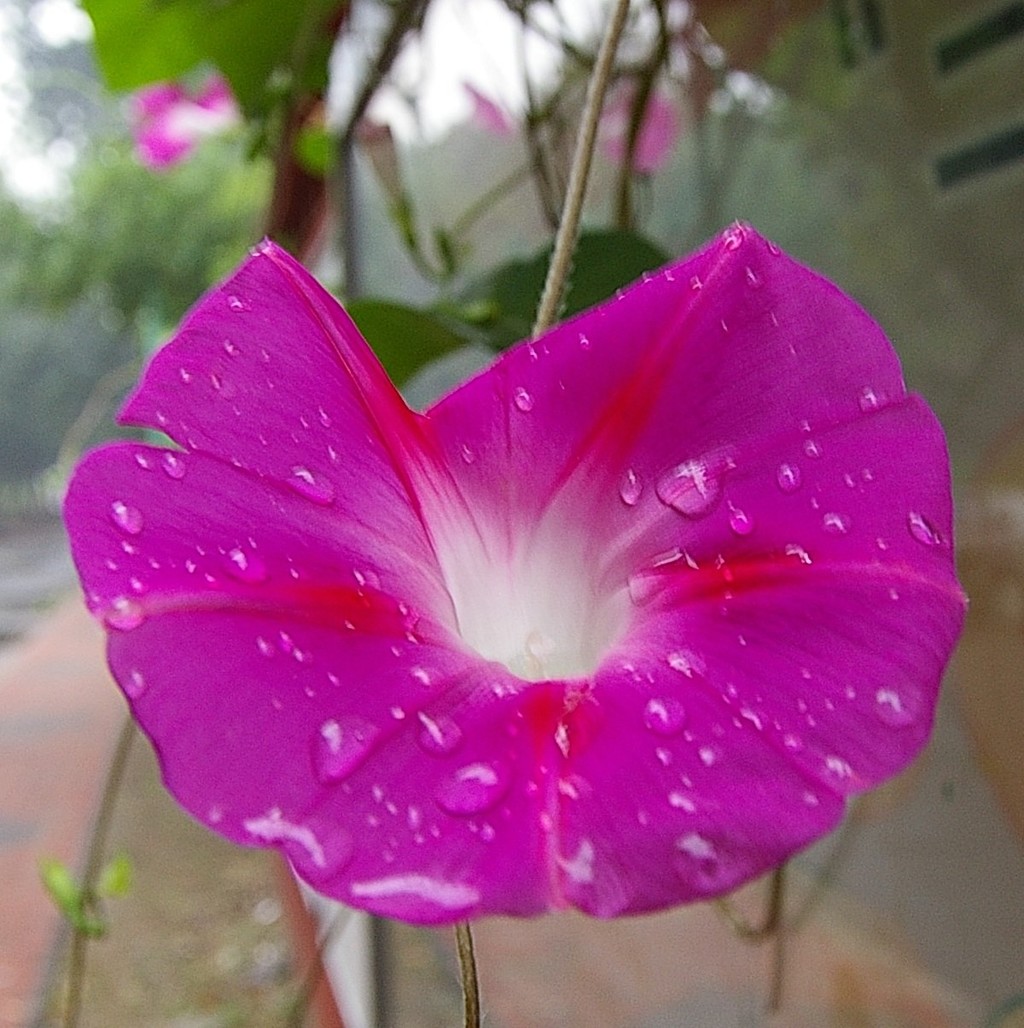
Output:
643,697,687,735
110,501,143,535
907,511,942,547
417,712,463,756
619,468,642,506
513,387,534,412
312,717,380,784
225,547,268,584
436,761,510,816
288,466,335,506
874,687,915,727
656,459,721,518
105,596,145,631
776,462,802,492
161,453,186,480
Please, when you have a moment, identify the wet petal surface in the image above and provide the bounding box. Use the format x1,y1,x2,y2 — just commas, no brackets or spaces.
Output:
65,228,965,922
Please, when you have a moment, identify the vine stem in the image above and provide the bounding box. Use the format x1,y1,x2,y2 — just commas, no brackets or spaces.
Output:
61,714,135,1028
532,0,634,338
455,921,480,1028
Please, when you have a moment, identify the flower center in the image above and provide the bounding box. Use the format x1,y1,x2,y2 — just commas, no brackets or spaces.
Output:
440,520,629,682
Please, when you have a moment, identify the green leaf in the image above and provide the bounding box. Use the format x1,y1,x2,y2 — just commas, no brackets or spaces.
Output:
82,0,336,116
346,300,471,388
98,854,133,898
293,125,333,177
461,229,670,348
39,858,82,918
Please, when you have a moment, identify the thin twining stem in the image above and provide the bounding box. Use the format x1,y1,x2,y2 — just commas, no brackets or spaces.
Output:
62,715,136,1028
532,0,633,338
455,921,481,1028
714,864,787,1014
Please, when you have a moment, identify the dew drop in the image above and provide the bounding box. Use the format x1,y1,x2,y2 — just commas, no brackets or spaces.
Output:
728,505,754,536
782,733,804,752
124,668,146,698
105,596,144,631
643,697,687,736
227,294,247,311
803,439,822,459
256,636,275,658
578,333,591,350
225,547,268,584
667,650,704,677
288,466,335,506
417,712,463,756
110,501,143,535
745,266,762,288
907,511,942,547
874,687,915,727
775,462,801,492
161,453,186,480
858,386,881,412
822,512,851,535
312,717,380,784
824,754,853,780
436,761,510,816
223,338,240,357
513,387,534,412
178,367,193,384
460,443,476,464
619,468,642,506
656,459,721,518
134,452,153,470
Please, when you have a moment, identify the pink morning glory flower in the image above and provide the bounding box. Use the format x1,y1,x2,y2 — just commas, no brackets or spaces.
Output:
130,74,240,170
64,226,965,924
599,85,682,173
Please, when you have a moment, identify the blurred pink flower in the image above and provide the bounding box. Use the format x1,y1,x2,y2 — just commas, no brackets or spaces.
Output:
463,83,516,137
65,226,964,924
130,74,240,170
600,85,683,173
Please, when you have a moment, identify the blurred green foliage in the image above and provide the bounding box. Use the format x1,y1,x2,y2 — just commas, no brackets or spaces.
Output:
1,139,267,484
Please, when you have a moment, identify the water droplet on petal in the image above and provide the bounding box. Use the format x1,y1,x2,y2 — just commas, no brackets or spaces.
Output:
728,506,754,535
619,468,642,506
745,266,762,288
643,697,687,736
513,387,534,412
256,636,275,658
782,733,804,752
161,453,186,480
227,294,248,312
417,712,463,756
312,717,380,784
874,687,916,727
656,459,721,518
776,463,802,492
134,453,153,470
435,761,510,816
822,512,851,535
110,501,143,535
667,650,704,677
105,596,145,631
178,367,193,384
289,467,335,506
803,439,822,459
124,668,146,698
907,511,942,547
223,338,240,357
225,547,268,583
858,386,882,412
459,443,475,464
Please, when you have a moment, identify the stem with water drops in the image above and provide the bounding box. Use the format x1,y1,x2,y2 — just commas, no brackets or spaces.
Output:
455,921,481,1028
532,0,634,338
